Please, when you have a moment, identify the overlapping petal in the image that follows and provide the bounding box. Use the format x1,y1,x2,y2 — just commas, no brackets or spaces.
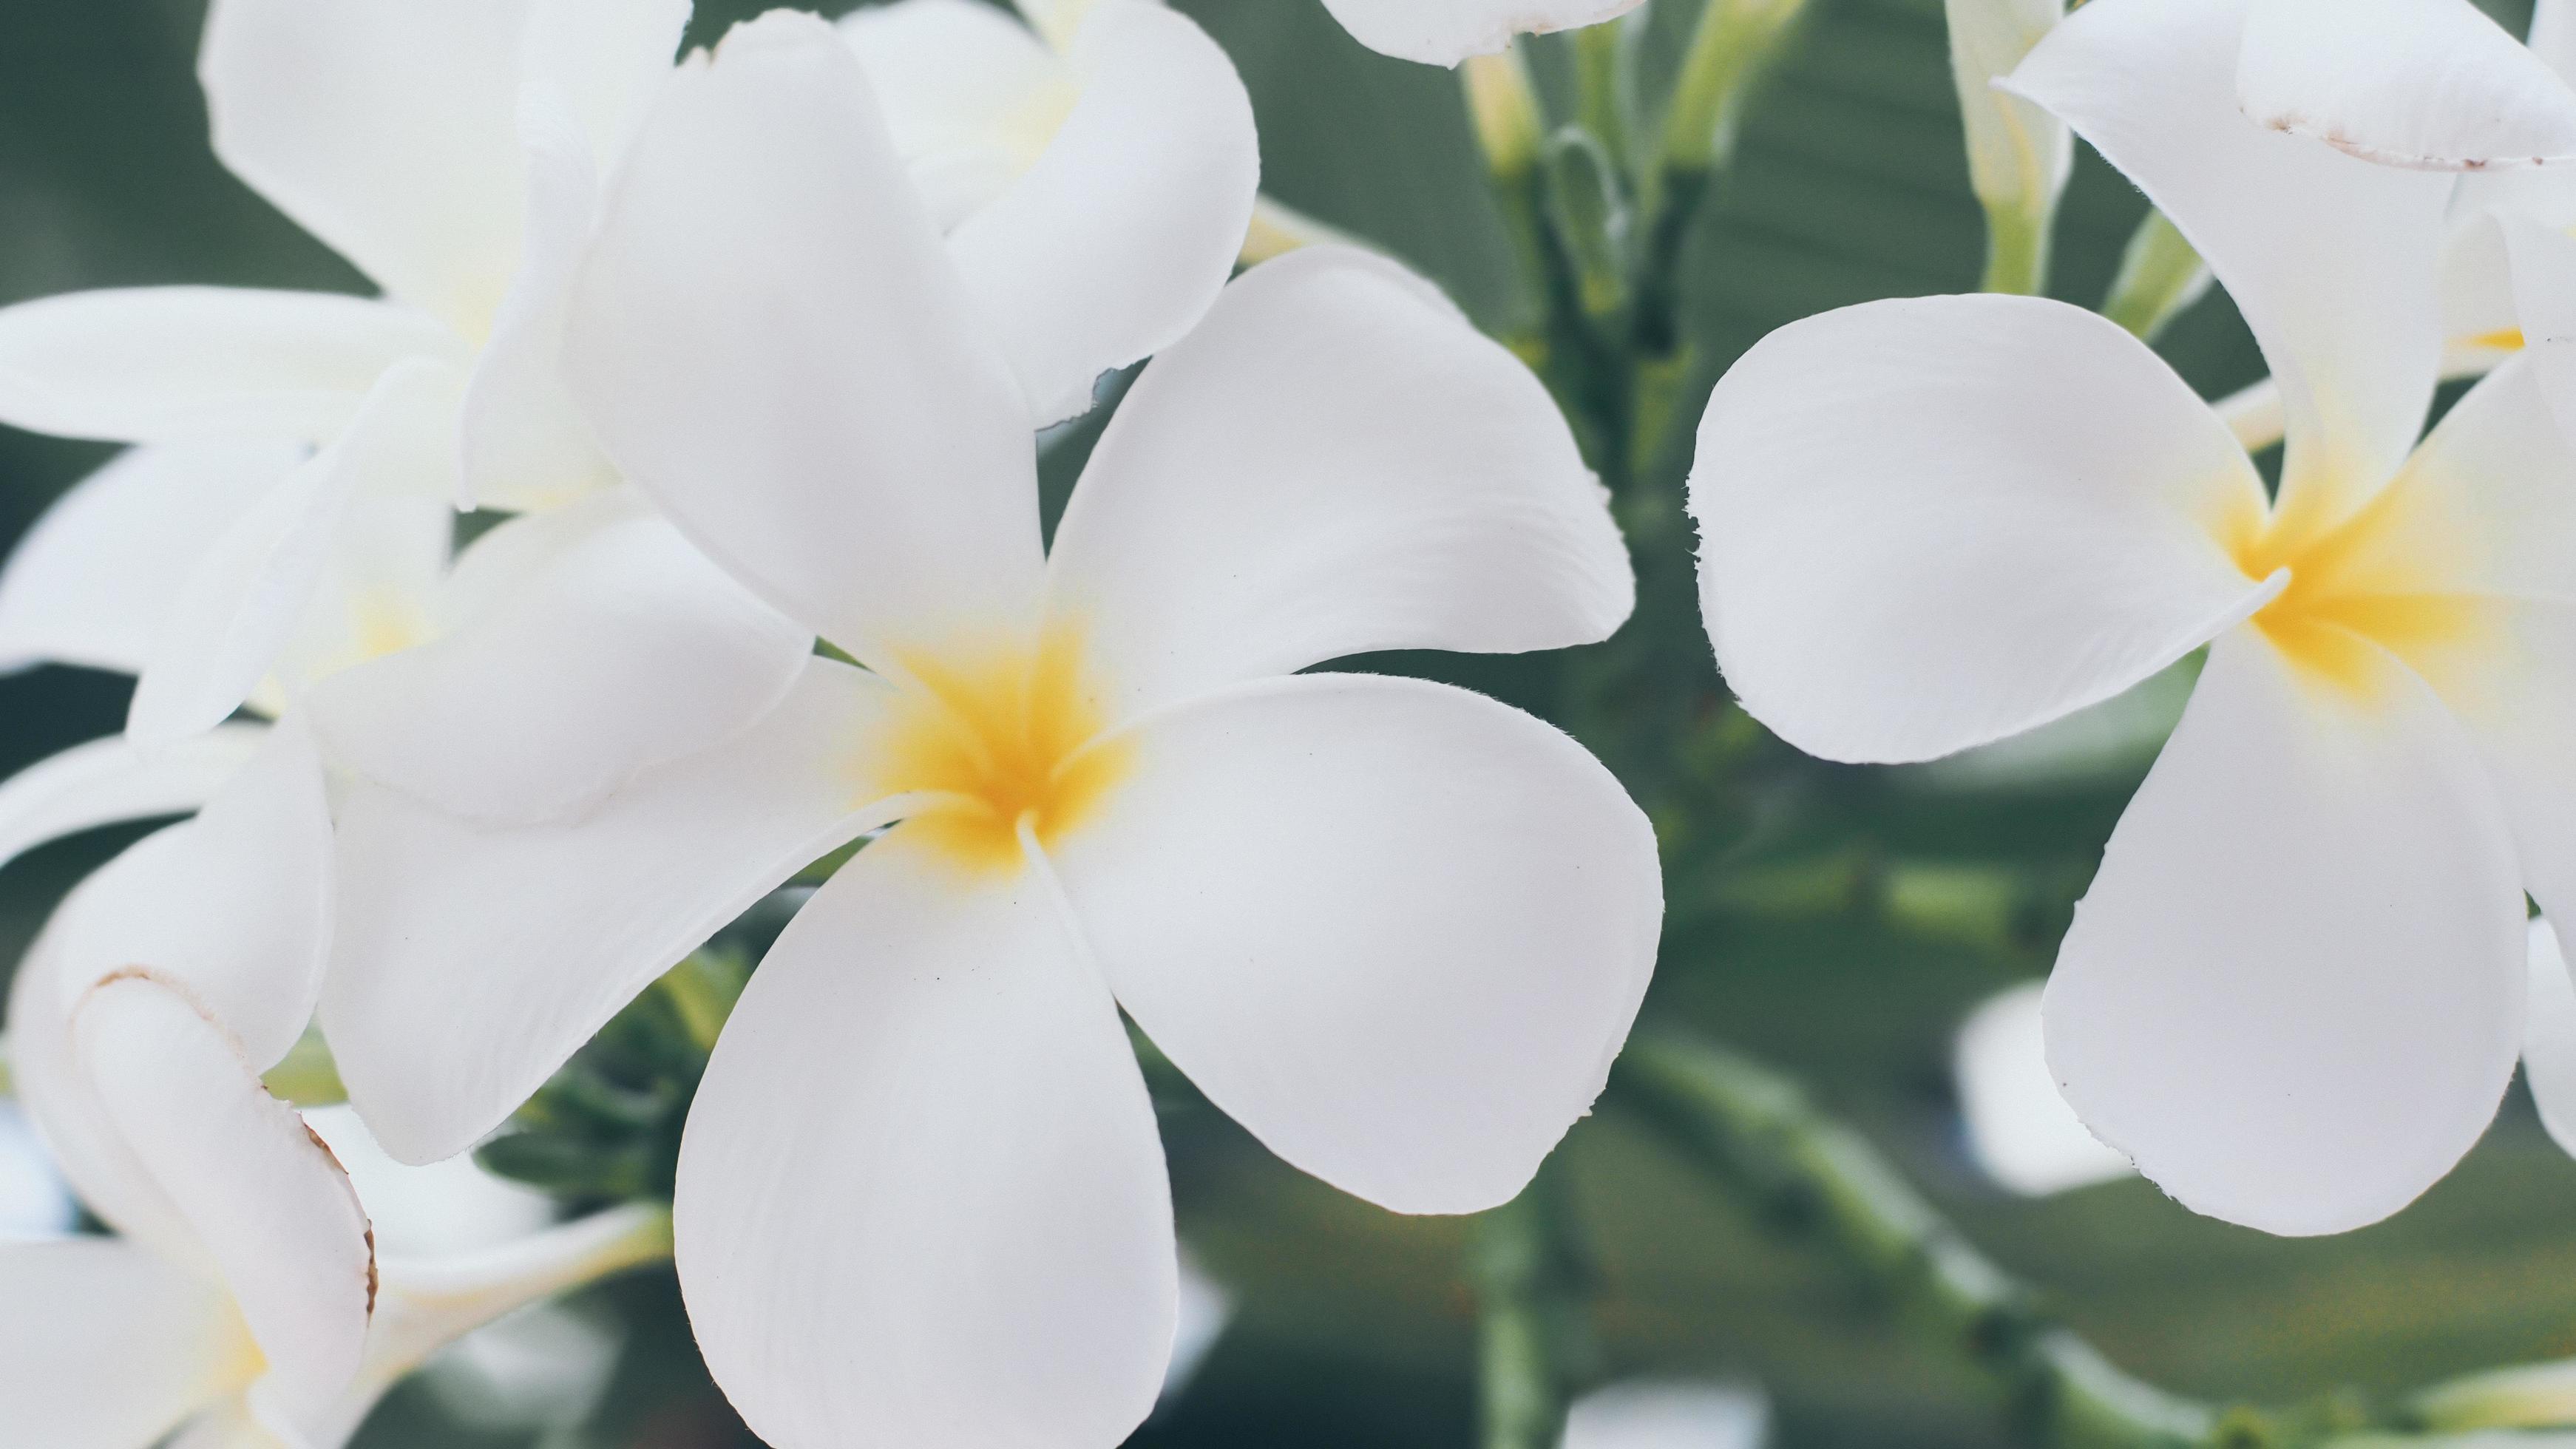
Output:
839,0,1068,226
325,659,898,1165
518,0,689,166
1953,983,2132,1196
1053,673,1660,1215
41,719,331,1070
2239,0,2576,170
0,724,265,873
676,833,1176,1449
1317,0,1647,66
72,976,373,1433
200,0,534,333
307,494,809,826
0,444,298,676
0,288,457,445
127,359,462,745
944,0,1260,423
568,11,1042,662
2009,0,2453,515
2044,630,2527,1235
1051,247,1630,722
2522,918,2576,1159
1690,294,2275,764
2500,218,2576,449
0,1237,245,1449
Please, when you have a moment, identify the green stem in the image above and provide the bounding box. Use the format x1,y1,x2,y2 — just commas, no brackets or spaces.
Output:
1470,1157,1598,1449
1574,20,1630,170
1979,195,2053,296
1612,1030,2214,1448
2100,210,2211,342
1659,0,1813,177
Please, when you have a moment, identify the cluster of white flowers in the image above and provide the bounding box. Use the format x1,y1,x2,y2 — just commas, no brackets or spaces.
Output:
13,0,2576,1439
0,0,1664,1445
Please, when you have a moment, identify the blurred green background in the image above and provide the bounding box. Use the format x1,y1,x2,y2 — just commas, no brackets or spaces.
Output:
7,0,2576,1445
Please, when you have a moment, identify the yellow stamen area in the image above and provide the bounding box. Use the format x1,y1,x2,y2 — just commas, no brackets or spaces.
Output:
865,626,1130,875
2220,472,2496,697
2462,326,2527,354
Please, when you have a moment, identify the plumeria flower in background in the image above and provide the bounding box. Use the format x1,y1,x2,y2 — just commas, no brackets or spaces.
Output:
1315,0,1645,67
0,0,696,746
319,14,1659,1445
1559,1380,1770,1449
1692,0,2576,1235
1952,983,2132,1198
0,737,668,1448
838,0,1260,423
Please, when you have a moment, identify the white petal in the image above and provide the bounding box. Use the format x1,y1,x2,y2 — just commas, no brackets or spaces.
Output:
2009,0,2454,515
307,495,810,827
568,11,1043,662
1050,247,1630,722
265,494,458,705
518,0,688,166
0,288,457,445
1561,1381,1771,1449
325,659,896,1165
0,724,265,874
73,974,373,1429
126,358,461,746
455,98,614,512
676,833,1176,1448
1689,294,2274,764
0,1237,245,1449
1315,0,1647,66
0,444,301,676
43,719,333,1070
0,1102,77,1238
946,0,1259,424
841,0,1072,228
2539,0,2576,81
200,0,533,333
1052,673,1661,1215
2501,217,2576,449
2524,919,2576,1160
2044,628,2526,1236
1953,983,2132,1196
2239,0,2576,170
301,1106,552,1258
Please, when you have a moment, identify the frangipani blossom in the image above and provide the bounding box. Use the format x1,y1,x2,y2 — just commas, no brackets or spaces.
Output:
0,731,668,1449
839,0,1261,423
0,0,696,744
1315,0,1646,67
1692,0,2576,1235
324,14,1658,1444
1559,1381,1769,1449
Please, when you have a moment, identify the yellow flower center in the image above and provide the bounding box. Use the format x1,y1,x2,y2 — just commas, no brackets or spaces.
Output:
866,626,1131,875
2220,472,2497,696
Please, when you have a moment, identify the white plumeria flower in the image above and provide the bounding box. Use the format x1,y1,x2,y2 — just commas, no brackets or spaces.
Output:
1953,983,2132,1197
1560,1380,1769,1449
0,0,697,744
838,0,1260,424
0,752,668,1449
1314,0,1645,67
1692,0,2576,1235
320,15,1658,1444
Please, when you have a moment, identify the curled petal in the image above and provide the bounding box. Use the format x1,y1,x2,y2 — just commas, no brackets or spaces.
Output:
0,444,299,676
569,10,1042,661
945,0,1261,423
325,659,898,1165
1691,294,2273,764
1053,673,1661,1215
1316,0,1647,66
2010,0,2453,516
73,975,373,1432
841,0,1068,227
0,288,456,445
2044,629,2526,1235
1051,247,1630,722
2239,0,2576,170
677,834,1176,1448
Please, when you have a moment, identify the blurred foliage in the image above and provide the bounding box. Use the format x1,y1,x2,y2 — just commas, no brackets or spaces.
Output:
5,0,2575,1446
